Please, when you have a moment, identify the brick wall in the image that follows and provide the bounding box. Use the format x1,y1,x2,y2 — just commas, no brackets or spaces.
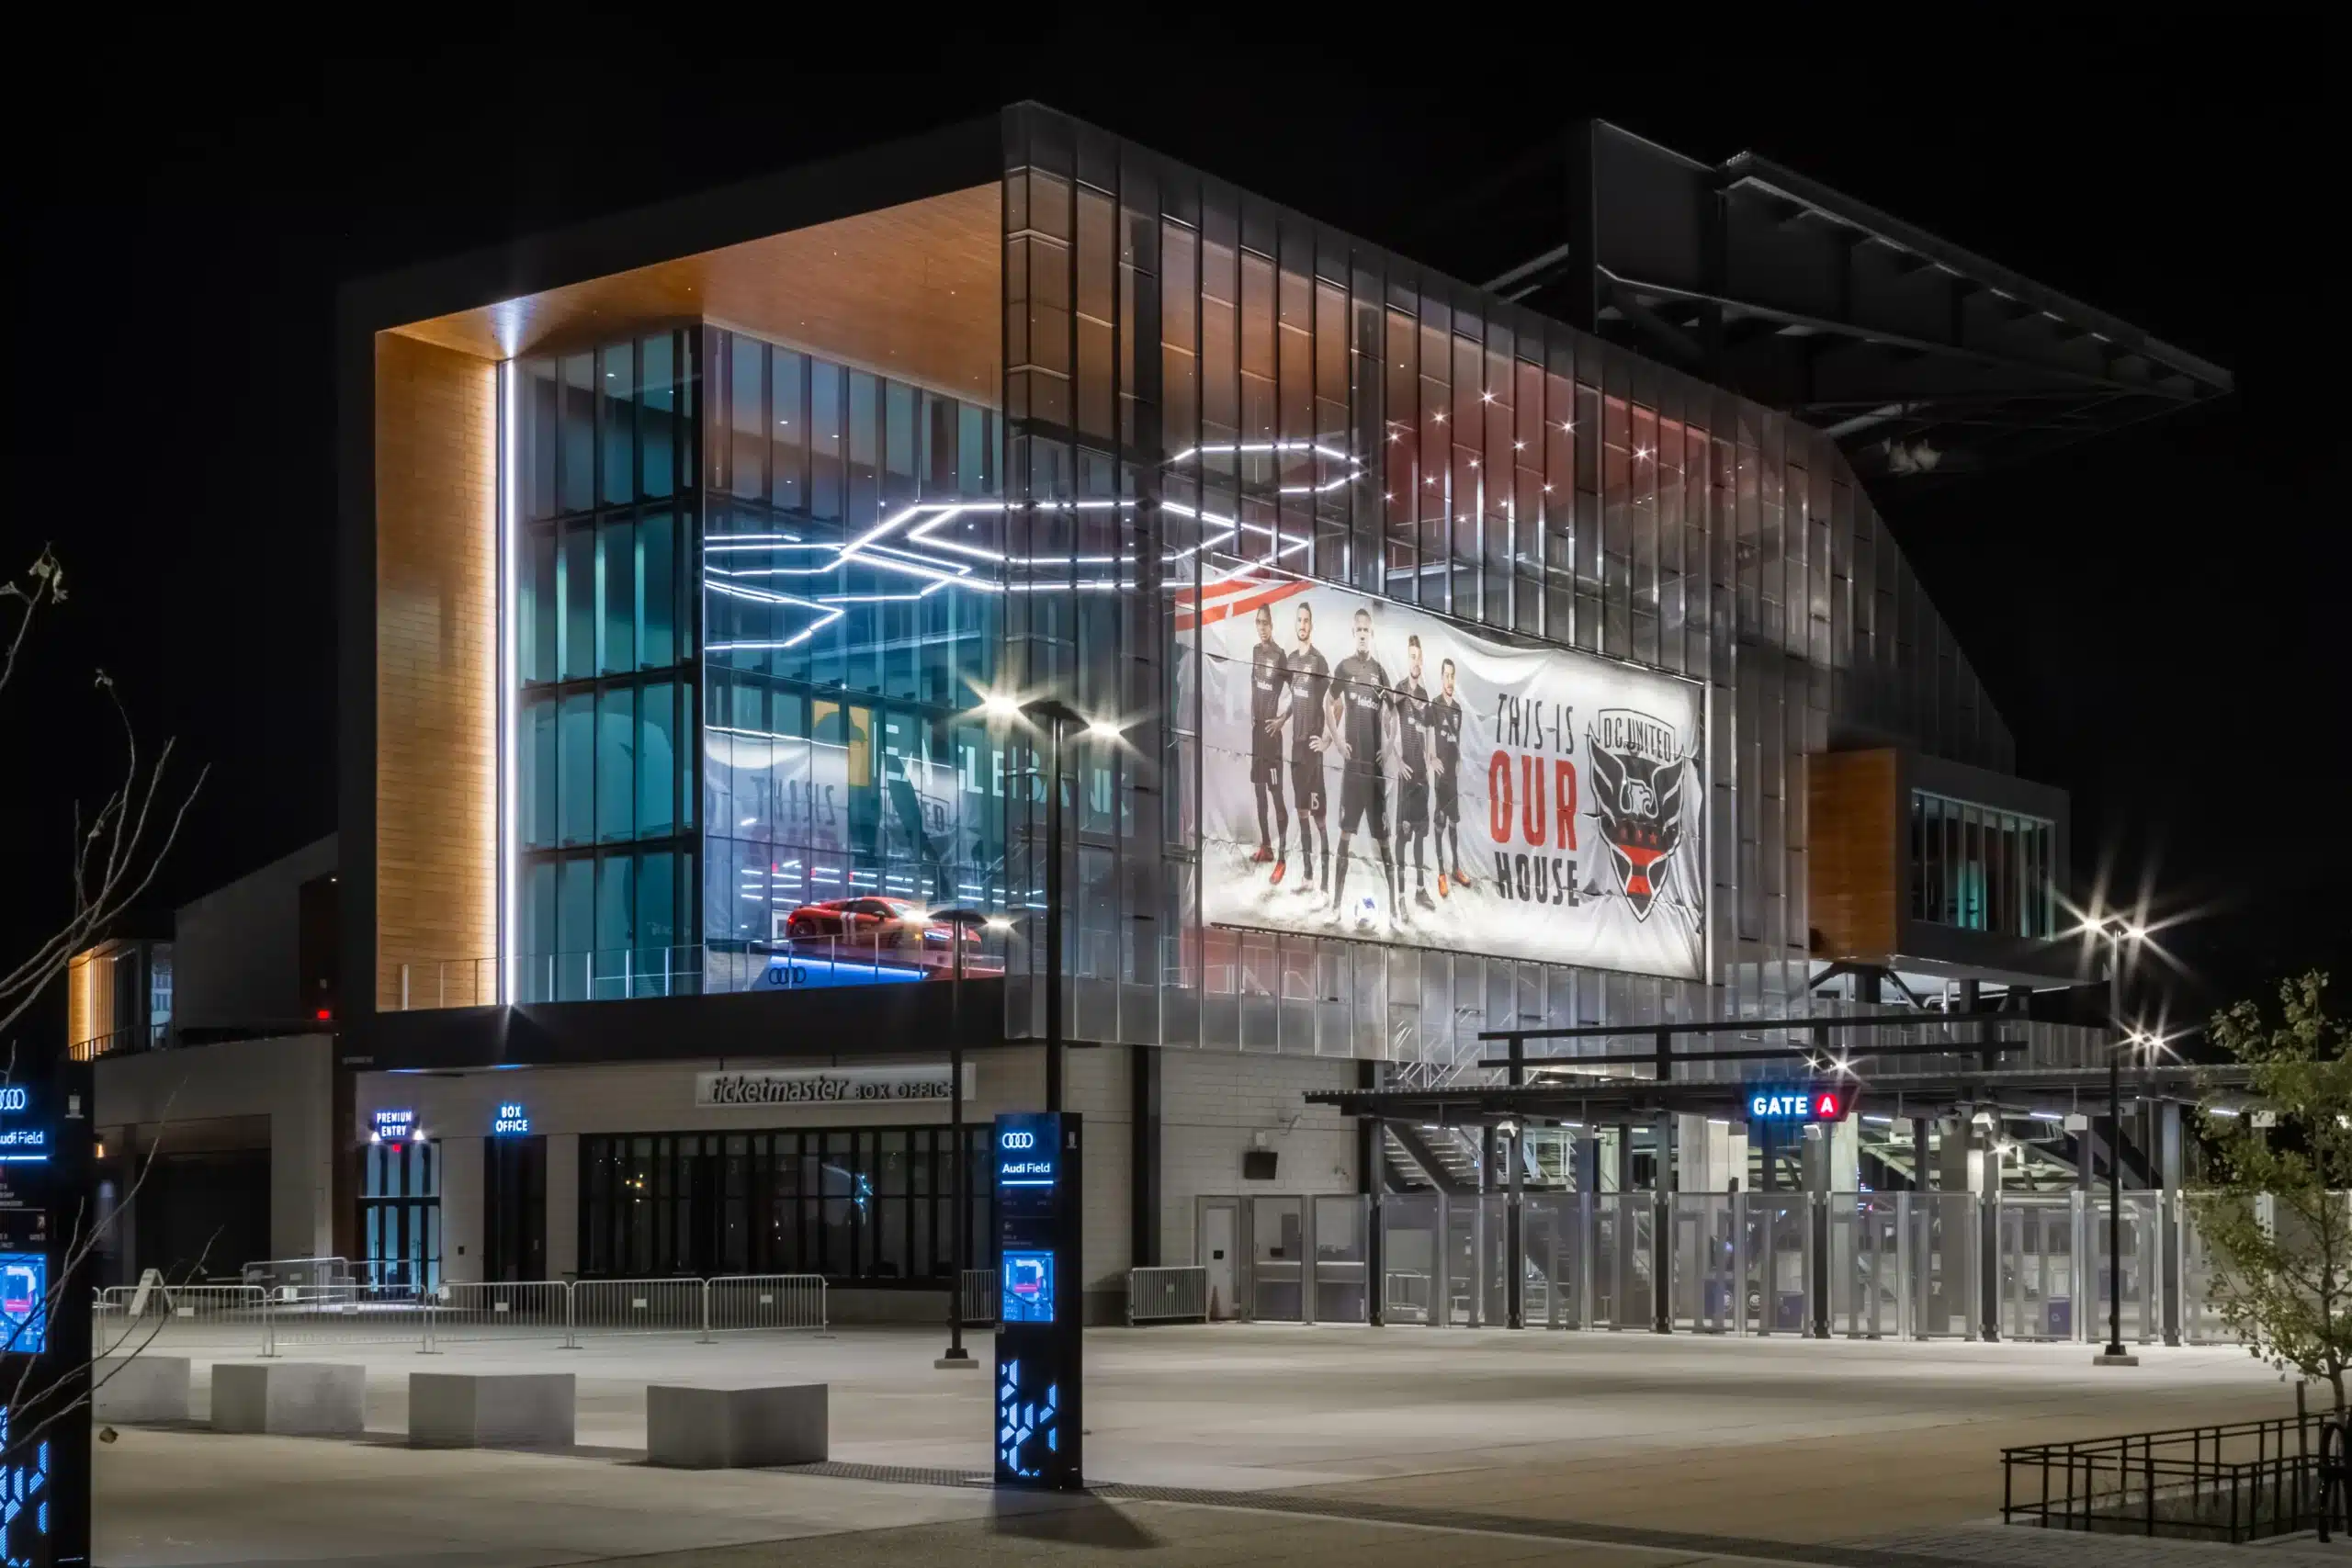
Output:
374,332,498,1010
1160,1052,1358,1264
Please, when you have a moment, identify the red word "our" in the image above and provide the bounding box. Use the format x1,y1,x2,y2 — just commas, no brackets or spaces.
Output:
1487,752,1578,850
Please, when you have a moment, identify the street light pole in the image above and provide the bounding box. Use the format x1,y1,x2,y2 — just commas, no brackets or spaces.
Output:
1012,696,1088,1115
934,907,988,1371
1045,711,1066,1113
2098,919,2139,1368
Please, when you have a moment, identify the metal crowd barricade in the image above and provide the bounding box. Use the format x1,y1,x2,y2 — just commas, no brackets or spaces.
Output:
242,1256,353,1292
424,1281,573,1349
568,1277,709,1341
261,1282,438,1356
94,1282,267,1357
959,1268,997,1327
704,1274,828,1337
1127,1266,1210,1325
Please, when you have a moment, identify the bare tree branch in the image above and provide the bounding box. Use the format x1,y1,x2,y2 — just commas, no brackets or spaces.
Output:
5,1077,203,1448
3,546,211,1462
0,547,207,1043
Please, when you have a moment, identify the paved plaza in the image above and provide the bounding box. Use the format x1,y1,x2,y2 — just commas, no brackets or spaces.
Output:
93,1324,2319,1565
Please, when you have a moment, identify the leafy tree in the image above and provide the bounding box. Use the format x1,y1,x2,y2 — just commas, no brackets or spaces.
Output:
2194,972,2352,1409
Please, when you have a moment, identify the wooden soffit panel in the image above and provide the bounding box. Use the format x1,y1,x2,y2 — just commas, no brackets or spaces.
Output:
1807,749,1900,962
391,183,1001,405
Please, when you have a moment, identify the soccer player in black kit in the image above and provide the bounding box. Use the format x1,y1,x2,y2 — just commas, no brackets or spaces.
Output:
1247,604,1290,878
1392,635,1437,911
1328,606,1401,929
1281,601,1331,895
1430,656,1474,897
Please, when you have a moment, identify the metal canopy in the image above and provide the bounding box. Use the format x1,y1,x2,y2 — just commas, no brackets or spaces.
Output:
1305,1010,2245,1124
1306,1061,2244,1127
1487,121,2233,483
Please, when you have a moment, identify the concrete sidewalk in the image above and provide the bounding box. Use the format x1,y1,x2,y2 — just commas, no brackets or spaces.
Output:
96,1435,2352,1568
93,1325,2308,1564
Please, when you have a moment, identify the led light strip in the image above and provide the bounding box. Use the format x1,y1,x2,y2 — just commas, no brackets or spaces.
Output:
499,361,519,1003
702,438,1363,595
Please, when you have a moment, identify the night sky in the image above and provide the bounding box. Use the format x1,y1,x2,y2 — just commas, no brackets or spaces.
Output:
6,49,2338,1050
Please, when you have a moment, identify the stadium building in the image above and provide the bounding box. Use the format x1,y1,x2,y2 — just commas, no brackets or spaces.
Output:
82,106,2234,1341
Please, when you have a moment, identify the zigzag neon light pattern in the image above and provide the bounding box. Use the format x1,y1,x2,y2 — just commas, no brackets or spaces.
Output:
994,1359,1060,1480
701,440,1367,651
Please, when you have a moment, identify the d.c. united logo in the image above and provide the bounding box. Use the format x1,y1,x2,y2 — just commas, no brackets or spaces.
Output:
1586,708,1690,922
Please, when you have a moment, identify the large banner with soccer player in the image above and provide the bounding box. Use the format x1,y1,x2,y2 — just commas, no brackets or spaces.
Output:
1187,573,1705,981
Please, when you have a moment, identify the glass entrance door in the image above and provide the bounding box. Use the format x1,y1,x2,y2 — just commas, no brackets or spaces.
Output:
483,1134,548,1282
360,1138,441,1293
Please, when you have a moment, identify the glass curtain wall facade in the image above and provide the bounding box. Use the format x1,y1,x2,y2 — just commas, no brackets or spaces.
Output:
494,108,2036,1070
998,106,2018,1073
514,335,698,1000
697,328,1006,972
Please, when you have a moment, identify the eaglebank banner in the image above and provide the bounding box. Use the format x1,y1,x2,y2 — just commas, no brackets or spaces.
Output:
694,1064,977,1108
1186,571,1705,980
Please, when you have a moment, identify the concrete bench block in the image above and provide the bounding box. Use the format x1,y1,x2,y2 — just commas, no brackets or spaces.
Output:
409,1372,576,1450
646,1382,828,1468
210,1362,366,1437
94,1356,191,1424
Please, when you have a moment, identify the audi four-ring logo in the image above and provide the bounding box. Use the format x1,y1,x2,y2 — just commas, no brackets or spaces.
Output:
1001,1131,1036,1150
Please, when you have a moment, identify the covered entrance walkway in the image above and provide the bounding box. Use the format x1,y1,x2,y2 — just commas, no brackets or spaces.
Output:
1293,1011,2250,1348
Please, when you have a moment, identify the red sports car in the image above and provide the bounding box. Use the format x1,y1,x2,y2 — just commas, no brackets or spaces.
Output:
780,897,978,951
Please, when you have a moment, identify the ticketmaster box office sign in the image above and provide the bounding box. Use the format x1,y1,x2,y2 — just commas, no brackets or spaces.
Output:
1195,575,1705,982
695,1064,978,1108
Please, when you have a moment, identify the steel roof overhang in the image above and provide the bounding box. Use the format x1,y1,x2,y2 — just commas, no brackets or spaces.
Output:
1307,1060,2250,1126
1487,120,2233,484
1308,1067,2245,1127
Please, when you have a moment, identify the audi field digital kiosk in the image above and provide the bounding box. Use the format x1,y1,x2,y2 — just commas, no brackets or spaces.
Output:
992,1111,1082,1489
1,1064,95,1567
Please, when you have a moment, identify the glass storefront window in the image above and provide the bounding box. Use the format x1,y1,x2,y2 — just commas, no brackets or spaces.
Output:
577,1126,995,1283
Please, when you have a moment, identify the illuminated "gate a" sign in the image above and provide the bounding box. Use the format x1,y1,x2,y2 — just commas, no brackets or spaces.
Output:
1746,1085,1849,1123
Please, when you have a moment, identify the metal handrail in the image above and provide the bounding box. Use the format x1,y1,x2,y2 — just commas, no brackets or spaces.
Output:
392,934,1011,1010
2003,1413,2331,1541
68,1022,172,1060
